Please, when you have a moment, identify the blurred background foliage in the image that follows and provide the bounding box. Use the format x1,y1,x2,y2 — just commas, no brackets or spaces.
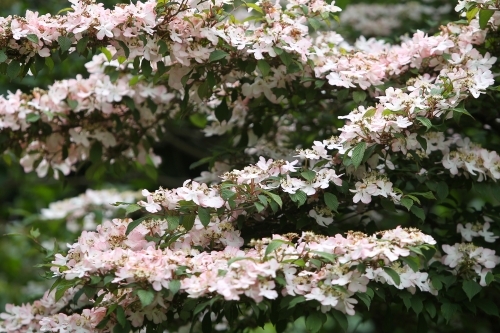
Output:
1,1,500,332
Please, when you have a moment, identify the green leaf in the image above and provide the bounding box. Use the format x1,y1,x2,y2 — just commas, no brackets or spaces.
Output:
76,36,89,54
356,292,372,310
265,239,288,257
169,279,181,295
400,197,413,211
324,192,339,212
158,40,169,56
331,311,348,332
264,191,282,208
29,227,40,238
257,194,268,206
273,47,283,55
412,191,436,200
353,91,367,103
141,59,152,77
307,17,321,31
7,60,21,79
400,256,420,272
436,182,449,200
479,9,494,29
311,251,337,264
416,135,427,152
416,116,432,131
136,289,155,308
89,142,102,162
125,204,142,215
209,50,229,62
431,276,443,291
26,34,39,43
116,306,126,327
180,214,196,231
462,280,482,301
453,106,474,119
301,170,316,182
426,301,437,318
58,36,72,53
382,267,401,286
198,81,210,99
126,215,150,235
221,188,236,200
0,50,7,63
45,57,54,71
289,190,307,207
166,215,180,230
351,142,366,169
246,3,264,14
485,272,494,285
286,295,306,309
254,201,265,213
26,113,40,122
411,295,423,315
117,40,130,58
189,113,207,128
362,108,376,118
408,246,424,256
198,207,211,227
476,298,499,316
279,51,292,67
67,99,78,109
257,59,271,77
380,197,396,212
441,302,459,322
410,206,425,221
214,98,231,122
305,312,326,333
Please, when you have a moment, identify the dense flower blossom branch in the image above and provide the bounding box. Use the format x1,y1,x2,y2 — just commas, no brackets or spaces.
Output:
1,1,497,180
1,51,171,177
2,1,500,332
41,222,437,330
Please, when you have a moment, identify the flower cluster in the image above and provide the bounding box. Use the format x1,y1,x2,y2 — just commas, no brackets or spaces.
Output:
1,50,169,178
0,287,89,333
1,0,500,332
350,172,400,204
41,188,140,232
340,1,451,36
457,219,499,243
441,243,500,286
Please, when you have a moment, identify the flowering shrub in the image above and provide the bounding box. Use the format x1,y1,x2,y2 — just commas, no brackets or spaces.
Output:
1,0,500,332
